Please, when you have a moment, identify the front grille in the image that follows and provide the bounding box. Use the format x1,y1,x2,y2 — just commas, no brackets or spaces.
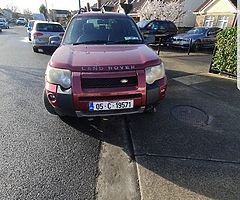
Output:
79,94,142,101
81,76,138,89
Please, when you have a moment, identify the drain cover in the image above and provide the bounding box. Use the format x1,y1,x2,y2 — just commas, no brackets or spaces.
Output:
171,105,208,126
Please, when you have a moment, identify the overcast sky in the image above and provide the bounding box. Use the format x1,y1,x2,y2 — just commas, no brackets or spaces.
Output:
0,0,97,12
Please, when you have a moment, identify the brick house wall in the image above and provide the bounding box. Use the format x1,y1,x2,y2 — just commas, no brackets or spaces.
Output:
195,15,205,26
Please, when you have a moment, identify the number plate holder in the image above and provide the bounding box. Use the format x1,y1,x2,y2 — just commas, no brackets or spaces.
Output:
89,100,134,111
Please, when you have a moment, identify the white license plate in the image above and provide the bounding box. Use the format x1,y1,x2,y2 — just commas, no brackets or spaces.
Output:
89,100,134,111
173,41,181,45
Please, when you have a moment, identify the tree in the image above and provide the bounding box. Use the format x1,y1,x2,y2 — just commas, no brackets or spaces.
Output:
39,4,48,19
139,0,185,22
6,5,19,13
6,5,19,18
23,9,32,20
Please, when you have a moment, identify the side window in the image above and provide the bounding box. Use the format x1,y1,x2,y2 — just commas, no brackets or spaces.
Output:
158,21,168,30
208,28,219,36
169,22,176,30
147,22,158,30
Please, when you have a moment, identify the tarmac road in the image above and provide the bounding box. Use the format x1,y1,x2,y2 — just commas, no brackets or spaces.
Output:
0,26,102,199
1,26,240,200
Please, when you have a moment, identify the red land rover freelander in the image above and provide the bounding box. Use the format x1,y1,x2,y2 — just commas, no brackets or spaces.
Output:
43,12,167,117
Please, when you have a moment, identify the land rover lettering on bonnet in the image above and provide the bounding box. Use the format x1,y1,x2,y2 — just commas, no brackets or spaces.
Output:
43,11,167,117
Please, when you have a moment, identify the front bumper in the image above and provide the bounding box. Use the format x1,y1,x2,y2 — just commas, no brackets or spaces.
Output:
170,40,191,48
45,73,167,117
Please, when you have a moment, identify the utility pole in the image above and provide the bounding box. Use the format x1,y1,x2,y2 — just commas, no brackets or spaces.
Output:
79,0,81,9
44,0,48,20
45,0,48,10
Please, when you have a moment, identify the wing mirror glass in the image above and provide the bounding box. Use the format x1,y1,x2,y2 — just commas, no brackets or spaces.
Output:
49,36,61,46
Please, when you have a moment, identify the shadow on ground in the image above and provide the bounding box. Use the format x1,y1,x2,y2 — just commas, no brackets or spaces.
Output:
59,69,239,199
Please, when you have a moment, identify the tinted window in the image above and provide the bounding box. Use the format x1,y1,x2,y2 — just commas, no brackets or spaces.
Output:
63,16,143,45
168,22,176,30
36,23,64,32
187,27,208,35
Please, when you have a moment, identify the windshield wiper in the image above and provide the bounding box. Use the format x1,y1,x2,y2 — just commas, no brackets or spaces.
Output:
73,40,109,45
107,40,143,44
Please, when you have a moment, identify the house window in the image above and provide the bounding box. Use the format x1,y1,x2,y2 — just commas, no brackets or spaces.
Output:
217,16,229,28
204,16,214,27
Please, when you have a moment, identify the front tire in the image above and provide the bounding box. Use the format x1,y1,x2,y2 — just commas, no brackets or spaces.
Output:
43,89,56,115
192,40,201,52
33,47,38,53
144,105,157,113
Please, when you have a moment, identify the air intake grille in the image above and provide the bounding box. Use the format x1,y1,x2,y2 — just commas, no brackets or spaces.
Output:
81,76,138,89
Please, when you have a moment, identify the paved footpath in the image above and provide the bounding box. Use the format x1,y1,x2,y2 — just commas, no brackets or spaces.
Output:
96,50,240,200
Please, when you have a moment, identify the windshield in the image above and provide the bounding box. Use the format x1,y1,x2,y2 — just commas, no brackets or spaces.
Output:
187,27,208,35
0,19,6,22
136,20,150,28
63,16,143,45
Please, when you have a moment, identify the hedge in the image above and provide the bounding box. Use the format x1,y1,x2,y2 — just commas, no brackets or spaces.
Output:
210,27,237,76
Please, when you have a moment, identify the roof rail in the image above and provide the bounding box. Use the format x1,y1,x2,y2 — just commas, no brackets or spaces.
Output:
77,7,87,14
91,7,101,11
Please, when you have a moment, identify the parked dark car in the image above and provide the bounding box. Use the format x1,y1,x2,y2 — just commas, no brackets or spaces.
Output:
137,19,177,44
171,27,222,51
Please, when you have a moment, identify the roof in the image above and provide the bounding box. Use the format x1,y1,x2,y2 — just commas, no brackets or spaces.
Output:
50,9,70,15
74,11,129,18
34,21,62,25
194,0,237,12
92,0,146,13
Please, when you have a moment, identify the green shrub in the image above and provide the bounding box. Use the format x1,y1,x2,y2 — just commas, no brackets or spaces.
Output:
211,27,237,76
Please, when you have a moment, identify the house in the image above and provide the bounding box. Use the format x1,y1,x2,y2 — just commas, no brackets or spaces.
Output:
175,0,206,28
0,8,13,19
92,0,207,27
193,0,237,28
49,9,71,22
92,0,146,21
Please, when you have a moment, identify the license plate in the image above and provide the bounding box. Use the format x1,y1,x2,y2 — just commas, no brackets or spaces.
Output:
173,41,181,45
89,100,134,111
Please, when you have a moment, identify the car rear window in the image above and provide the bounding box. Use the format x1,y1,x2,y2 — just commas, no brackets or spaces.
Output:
36,23,64,32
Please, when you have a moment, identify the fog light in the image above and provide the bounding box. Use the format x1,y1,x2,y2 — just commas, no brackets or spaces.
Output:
48,93,56,102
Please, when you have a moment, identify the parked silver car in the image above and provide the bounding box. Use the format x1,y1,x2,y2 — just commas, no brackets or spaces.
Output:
31,21,64,53
27,20,36,41
0,18,9,29
16,17,27,25
171,27,222,51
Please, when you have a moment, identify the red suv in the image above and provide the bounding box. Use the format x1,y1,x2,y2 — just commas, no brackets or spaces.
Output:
43,12,167,117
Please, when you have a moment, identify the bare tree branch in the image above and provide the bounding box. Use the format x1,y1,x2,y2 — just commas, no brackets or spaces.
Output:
139,0,185,22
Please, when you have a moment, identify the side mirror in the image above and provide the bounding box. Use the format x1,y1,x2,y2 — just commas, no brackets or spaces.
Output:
49,36,61,46
144,35,155,44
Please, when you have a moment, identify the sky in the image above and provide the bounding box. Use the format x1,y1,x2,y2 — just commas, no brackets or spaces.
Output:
0,0,97,13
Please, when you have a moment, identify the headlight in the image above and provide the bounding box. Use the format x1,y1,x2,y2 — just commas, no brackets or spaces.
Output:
46,65,72,89
145,63,165,84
